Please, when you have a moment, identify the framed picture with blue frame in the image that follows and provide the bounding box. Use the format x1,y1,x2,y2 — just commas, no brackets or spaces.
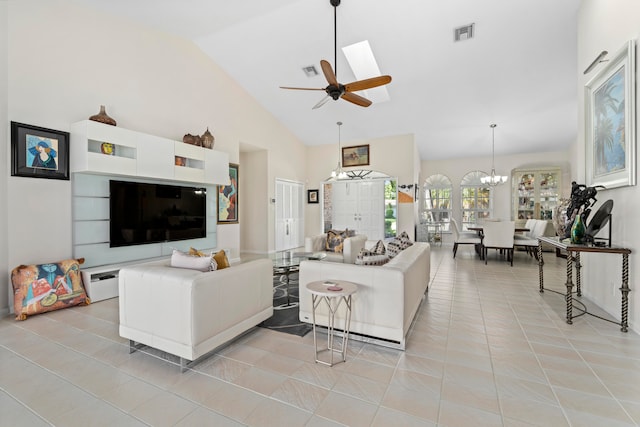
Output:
11,121,70,180
585,40,636,189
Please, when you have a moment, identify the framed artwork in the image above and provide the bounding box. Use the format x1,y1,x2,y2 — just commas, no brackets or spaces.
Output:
11,122,70,180
307,189,319,204
342,144,370,167
217,163,239,224
585,39,636,189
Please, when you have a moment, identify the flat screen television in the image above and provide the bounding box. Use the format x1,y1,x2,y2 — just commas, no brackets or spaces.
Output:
109,180,207,248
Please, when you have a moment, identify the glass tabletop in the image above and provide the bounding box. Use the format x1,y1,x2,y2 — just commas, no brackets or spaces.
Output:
271,251,327,268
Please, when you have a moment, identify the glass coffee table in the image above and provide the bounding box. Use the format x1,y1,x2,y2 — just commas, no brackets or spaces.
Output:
271,251,326,310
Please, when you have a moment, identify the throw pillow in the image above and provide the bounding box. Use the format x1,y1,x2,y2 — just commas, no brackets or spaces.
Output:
387,231,414,258
11,258,90,321
171,249,212,272
372,239,386,255
189,247,219,271
355,248,390,266
213,249,230,270
325,229,347,253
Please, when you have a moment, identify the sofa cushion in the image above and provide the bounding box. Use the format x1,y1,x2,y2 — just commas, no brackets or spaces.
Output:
355,248,390,266
326,229,348,253
11,258,89,320
387,231,413,258
189,247,219,271
171,250,214,271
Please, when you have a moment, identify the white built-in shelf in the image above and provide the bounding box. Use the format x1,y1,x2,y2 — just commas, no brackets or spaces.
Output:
70,120,230,186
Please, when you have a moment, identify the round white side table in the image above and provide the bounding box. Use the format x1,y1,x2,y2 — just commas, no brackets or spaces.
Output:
306,280,358,366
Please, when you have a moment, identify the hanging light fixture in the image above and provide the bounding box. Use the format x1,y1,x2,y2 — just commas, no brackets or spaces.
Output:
330,121,347,180
480,123,508,186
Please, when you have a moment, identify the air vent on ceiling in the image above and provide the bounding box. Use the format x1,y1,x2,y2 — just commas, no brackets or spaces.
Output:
302,65,318,77
454,23,475,42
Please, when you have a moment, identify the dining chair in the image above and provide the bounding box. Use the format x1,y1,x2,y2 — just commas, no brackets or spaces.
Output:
514,219,548,259
451,218,482,258
482,220,515,265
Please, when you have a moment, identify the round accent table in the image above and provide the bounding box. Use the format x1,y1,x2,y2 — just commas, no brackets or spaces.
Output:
306,280,358,366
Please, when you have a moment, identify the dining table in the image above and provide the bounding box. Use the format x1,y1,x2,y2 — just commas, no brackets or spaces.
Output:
466,226,530,259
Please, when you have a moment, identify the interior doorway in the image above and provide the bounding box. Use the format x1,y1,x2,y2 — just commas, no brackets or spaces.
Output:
275,179,304,252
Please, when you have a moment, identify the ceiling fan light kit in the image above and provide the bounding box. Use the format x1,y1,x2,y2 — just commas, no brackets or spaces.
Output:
280,0,392,109
480,123,508,186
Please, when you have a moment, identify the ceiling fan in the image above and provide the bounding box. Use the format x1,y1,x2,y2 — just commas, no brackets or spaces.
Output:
280,0,392,109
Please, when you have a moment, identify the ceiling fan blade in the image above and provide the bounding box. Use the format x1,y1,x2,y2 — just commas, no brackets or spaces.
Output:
344,75,392,92
341,92,372,108
312,94,332,109
280,86,326,91
320,60,339,87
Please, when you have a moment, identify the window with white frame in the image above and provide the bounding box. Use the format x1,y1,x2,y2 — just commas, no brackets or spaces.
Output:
421,174,452,232
460,171,492,230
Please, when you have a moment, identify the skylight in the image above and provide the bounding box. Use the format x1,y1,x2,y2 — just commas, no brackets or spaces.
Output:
342,40,390,104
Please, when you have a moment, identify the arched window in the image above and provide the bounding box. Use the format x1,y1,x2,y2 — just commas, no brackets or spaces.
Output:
422,174,452,232
460,171,492,230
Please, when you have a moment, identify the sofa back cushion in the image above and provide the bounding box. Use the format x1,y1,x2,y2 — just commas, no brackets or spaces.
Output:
355,248,390,266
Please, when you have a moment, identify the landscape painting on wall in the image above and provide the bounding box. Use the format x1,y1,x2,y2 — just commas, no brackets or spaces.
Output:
217,163,239,224
585,40,636,189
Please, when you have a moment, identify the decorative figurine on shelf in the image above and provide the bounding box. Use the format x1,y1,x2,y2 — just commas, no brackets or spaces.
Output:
201,127,214,149
89,105,117,126
562,181,605,240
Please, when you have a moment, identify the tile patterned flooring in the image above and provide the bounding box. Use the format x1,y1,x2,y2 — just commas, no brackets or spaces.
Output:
2,246,640,426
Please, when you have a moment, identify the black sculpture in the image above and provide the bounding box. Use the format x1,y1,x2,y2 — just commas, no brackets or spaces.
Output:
563,181,605,239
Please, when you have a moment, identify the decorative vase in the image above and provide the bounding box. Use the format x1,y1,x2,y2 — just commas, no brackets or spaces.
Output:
201,127,214,149
570,214,586,244
89,105,117,126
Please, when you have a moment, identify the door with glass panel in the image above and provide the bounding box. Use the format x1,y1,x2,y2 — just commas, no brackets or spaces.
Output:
275,179,304,251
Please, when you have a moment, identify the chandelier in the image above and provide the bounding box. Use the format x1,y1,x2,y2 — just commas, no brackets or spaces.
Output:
480,123,508,186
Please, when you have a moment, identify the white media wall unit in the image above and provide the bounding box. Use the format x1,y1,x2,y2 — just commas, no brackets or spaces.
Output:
70,121,230,301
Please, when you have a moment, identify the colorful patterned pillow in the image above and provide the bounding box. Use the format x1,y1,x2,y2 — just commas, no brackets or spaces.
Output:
387,231,413,258
11,258,90,321
355,248,390,266
325,229,348,253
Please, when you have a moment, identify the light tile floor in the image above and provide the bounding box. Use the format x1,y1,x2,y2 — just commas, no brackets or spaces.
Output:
2,246,640,426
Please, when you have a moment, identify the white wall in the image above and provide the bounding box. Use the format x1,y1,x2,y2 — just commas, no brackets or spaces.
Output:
0,2,8,315
422,149,573,239
2,0,306,312
304,133,417,239
578,0,640,333
240,149,269,254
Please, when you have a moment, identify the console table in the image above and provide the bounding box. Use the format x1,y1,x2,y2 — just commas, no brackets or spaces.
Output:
537,236,631,332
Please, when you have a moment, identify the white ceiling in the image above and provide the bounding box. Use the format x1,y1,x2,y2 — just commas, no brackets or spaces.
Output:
81,0,581,160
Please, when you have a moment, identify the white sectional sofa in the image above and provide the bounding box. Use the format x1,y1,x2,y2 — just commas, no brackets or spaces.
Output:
298,242,431,349
118,258,273,371
304,233,368,263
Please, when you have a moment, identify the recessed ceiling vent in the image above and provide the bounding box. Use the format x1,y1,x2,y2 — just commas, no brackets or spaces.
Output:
454,23,475,42
302,65,318,77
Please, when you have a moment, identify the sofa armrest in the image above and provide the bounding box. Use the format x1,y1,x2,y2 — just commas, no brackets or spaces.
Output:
343,234,367,264
305,234,327,252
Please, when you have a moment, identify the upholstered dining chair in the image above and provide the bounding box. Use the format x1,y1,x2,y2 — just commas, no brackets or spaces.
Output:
482,220,516,265
514,219,548,259
451,218,482,258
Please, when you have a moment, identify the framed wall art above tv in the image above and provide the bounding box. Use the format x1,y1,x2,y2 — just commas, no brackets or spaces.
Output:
585,39,636,189
11,121,70,180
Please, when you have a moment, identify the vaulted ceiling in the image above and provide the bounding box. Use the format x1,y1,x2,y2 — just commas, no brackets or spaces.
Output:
82,0,581,160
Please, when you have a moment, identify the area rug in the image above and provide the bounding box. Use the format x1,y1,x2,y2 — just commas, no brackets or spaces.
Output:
259,271,312,337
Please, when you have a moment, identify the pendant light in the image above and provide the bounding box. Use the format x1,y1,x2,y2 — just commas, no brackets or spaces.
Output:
330,121,347,180
480,123,508,186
